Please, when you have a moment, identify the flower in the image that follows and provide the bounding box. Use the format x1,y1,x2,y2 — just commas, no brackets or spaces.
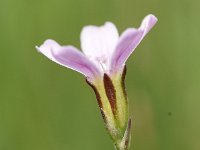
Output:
36,14,157,150
36,14,157,81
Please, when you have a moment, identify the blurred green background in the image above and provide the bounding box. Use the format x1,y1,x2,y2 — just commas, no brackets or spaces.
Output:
0,0,200,150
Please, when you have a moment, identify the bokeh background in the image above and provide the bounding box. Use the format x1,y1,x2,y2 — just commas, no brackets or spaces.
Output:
0,0,200,150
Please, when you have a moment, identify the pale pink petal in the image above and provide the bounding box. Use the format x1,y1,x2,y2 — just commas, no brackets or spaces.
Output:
36,39,100,78
111,14,158,72
80,22,119,65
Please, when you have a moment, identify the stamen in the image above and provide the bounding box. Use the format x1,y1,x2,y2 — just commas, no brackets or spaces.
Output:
99,61,106,71
96,55,108,72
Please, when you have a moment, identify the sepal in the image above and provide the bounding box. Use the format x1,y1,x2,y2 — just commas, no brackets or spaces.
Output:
86,66,130,149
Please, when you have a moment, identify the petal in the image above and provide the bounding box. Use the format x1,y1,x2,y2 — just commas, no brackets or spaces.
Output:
80,22,119,61
36,39,100,78
111,14,158,71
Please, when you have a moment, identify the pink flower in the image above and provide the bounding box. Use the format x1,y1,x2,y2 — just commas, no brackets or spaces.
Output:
36,14,157,81
36,14,157,150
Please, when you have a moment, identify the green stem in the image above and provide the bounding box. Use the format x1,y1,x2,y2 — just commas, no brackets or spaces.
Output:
114,119,132,150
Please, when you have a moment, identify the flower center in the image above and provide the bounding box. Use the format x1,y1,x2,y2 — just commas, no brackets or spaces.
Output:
95,55,108,72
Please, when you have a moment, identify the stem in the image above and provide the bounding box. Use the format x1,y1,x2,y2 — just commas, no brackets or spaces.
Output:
114,119,132,150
